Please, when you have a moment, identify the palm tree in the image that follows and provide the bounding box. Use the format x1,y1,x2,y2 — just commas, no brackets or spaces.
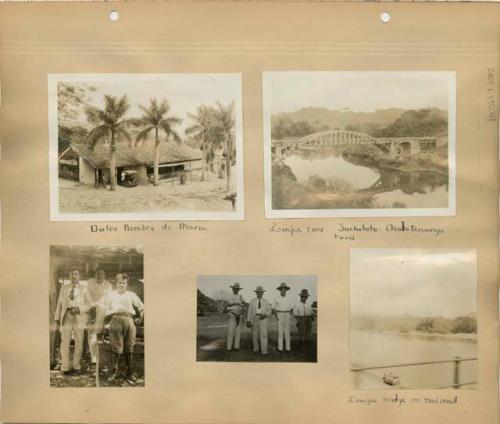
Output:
135,98,182,186
185,105,216,182
211,101,236,192
85,95,133,191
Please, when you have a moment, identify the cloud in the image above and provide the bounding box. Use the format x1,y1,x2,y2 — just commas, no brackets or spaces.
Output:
268,72,450,114
350,249,476,317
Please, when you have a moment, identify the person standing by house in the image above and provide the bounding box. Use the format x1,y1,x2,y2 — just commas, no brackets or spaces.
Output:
292,289,315,343
246,286,272,355
273,282,293,353
54,266,92,375
224,282,244,352
87,268,112,373
104,273,144,385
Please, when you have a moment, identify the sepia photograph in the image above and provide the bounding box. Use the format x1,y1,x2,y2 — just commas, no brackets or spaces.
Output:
49,74,244,221
49,245,145,388
197,275,317,362
350,249,477,389
263,71,456,218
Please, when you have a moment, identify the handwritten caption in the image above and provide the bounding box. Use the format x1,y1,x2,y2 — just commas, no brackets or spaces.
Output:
89,222,208,233
270,220,444,240
348,393,458,407
486,68,497,122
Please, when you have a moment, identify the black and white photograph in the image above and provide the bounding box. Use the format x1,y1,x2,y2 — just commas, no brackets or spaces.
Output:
197,275,317,362
49,74,244,221
49,245,145,387
350,249,477,389
263,71,456,218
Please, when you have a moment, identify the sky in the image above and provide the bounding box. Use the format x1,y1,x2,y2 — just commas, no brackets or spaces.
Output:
267,72,451,114
64,75,240,133
350,249,476,318
198,275,317,303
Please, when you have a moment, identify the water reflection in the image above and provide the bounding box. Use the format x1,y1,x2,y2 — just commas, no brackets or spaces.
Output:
284,150,380,189
281,147,448,208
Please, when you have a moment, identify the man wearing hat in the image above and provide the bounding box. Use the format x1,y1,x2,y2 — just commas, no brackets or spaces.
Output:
272,282,294,352
224,282,244,352
293,289,315,343
246,286,272,355
54,266,92,375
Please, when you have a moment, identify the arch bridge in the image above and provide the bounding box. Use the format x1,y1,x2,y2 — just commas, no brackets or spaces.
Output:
272,130,440,158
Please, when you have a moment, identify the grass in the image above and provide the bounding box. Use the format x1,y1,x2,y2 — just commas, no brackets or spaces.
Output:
197,313,317,362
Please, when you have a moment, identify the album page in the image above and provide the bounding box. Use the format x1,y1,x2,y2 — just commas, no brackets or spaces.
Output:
0,3,498,423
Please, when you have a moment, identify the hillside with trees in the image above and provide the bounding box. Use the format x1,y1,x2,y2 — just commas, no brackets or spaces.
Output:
271,107,448,140
197,289,223,315
351,313,477,335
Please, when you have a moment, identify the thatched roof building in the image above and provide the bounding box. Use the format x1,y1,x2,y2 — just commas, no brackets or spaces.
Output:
70,140,201,169
59,140,202,185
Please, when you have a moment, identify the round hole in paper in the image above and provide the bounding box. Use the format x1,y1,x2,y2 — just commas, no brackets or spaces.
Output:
109,10,120,22
380,12,391,23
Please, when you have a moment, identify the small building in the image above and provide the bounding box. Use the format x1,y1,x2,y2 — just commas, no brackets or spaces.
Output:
59,140,202,186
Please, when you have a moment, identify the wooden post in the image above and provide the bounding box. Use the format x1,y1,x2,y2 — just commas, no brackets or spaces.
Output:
96,339,100,387
453,356,460,389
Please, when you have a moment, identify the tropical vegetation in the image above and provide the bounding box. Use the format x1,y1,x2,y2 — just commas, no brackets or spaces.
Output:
57,83,237,193
85,95,134,191
135,98,182,186
271,107,448,140
186,101,236,191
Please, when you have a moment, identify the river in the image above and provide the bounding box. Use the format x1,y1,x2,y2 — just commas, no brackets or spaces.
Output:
350,330,477,389
281,148,448,209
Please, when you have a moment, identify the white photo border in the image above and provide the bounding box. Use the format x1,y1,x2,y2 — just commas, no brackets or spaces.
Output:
263,71,456,218
49,73,245,222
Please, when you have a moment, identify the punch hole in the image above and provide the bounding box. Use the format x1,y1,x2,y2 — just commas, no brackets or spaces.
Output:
380,12,391,23
109,10,119,22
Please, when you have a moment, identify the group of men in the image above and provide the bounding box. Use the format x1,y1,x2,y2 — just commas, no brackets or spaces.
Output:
53,267,144,384
225,282,315,355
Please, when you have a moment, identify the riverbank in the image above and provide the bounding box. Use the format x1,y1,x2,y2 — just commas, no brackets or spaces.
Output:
357,328,477,343
341,143,448,175
271,142,449,210
272,162,376,210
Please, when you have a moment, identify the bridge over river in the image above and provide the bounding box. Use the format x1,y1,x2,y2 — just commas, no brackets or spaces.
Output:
273,130,443,157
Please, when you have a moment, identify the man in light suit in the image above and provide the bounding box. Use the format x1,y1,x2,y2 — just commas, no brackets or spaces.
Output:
224,282,244,352
54,267,92,375
272,282,293,353
246,286,272,355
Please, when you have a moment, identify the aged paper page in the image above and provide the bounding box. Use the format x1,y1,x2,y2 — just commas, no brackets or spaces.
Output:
0,3,498,423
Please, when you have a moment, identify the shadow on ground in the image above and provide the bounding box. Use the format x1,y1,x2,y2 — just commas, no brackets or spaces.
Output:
50,340,145,388
196,313,317,362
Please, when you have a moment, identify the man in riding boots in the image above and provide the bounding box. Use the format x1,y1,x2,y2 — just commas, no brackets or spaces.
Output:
104,273,144,385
